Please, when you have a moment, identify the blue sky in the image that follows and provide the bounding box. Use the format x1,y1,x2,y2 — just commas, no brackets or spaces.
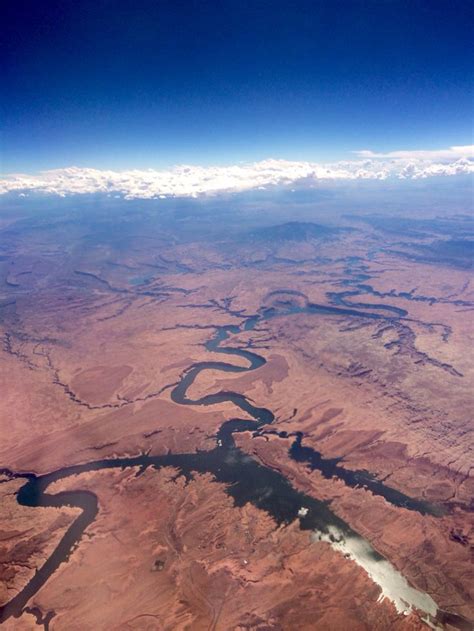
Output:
2,0,473,172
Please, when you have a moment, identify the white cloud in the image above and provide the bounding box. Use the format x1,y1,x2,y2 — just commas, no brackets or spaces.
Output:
0,147,472,200
354,144,474,160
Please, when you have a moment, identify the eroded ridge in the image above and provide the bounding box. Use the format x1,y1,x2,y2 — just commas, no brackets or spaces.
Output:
0,310,468,629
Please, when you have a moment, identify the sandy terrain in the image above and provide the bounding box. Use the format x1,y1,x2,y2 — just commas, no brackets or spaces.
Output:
0,207,472,629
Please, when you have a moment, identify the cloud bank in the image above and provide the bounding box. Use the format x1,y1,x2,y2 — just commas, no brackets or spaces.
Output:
353,144,474,161
1,145,473,200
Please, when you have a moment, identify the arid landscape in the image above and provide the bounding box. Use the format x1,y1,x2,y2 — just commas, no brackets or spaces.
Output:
0,198,473,630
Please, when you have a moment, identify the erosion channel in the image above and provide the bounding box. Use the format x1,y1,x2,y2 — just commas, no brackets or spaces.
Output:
0,301,469,630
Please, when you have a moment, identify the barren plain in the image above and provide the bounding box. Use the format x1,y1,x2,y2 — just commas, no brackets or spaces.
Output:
0,200,472,630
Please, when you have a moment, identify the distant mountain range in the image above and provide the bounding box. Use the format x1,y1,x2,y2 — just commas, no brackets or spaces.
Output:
247,221,341,242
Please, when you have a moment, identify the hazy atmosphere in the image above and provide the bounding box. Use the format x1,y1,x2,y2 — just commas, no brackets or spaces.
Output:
0,2,473,630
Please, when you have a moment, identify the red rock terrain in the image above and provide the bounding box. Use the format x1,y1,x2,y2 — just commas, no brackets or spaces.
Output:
0,207,472,629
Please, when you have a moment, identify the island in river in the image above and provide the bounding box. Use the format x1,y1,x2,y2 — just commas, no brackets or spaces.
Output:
0,195,472,630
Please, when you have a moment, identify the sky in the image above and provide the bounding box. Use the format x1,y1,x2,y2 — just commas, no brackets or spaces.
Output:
2,0,473,177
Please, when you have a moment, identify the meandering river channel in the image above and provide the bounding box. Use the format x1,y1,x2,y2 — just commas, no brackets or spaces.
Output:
0,298,469,629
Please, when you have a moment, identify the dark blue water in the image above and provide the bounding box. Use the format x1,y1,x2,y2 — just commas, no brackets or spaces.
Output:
0,296,457,627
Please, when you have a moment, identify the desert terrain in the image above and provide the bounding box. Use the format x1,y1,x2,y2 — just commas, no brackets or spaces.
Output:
0,199,472,630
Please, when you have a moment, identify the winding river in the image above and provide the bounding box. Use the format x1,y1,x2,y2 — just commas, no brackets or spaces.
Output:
0,298,469,629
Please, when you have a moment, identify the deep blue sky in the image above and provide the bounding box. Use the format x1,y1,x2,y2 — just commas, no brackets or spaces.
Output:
2,0,473,172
